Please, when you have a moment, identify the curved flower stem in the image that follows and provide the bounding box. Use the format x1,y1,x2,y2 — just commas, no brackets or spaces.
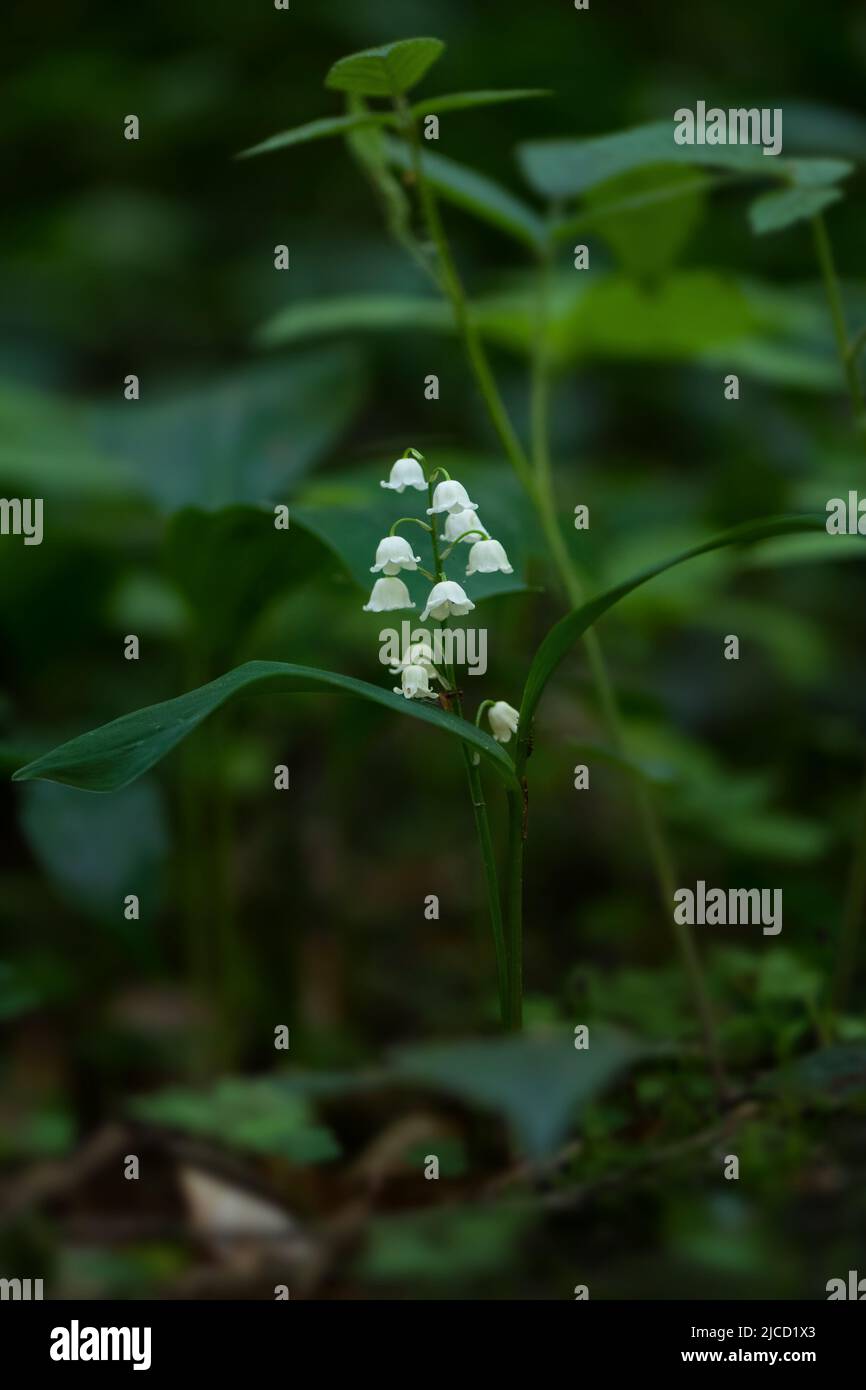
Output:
811,212,866,1014
389,516,432,536
441,529,488,559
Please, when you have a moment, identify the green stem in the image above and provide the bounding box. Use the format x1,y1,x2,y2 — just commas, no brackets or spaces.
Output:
530,242,728,1096
427,488,511,1023
504,786,525,1030
811,213,866,432
398,100,725,1082
812,213,866,1015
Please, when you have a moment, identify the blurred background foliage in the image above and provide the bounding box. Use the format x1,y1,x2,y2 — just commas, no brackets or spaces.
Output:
2,0,866,1300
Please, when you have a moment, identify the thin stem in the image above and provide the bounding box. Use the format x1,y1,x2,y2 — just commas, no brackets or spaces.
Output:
464,746,511,1024
811,213,866,433
504,787,524,1030
395,95,536,500
812,213,866,1015
531,240,728,1096
389,516,432,536
475,699,495,729
394,100,725,1082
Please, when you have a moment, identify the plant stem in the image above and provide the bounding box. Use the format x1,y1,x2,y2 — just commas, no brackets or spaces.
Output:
397,102,727,1085
811,213,866,432
505,786,525,1030
427,478,511,1023
812,212,866,1014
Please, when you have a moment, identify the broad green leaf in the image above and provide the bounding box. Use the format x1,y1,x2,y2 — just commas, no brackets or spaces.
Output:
582,165,705,278
237,111,392,160
518,119,852,199
19,779,169,924
326,38,445,98
748,183,843,235
409,88,549,117
256,294,450,349
87,352,365,513
131,1078,340,1162
12,659,519,793
518,515,846,742
163,505,327,660
392,1028,641,1156
383,137,546,250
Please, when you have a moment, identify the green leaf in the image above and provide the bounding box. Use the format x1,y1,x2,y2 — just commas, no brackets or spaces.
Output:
132,1078,340,1162
392,1028,641,1156
18,779,169,924
87,352,365,512
582,165,706,278
518,119,852,199
519,515,844,739
237,111,392,160
359,1204,530,1284
163,505,327,660
12,660,519,793
325,38,445,98
383,137,546,250
256,294,450,349
764,1045,866,1101
748,183,843,235
409,88,549,117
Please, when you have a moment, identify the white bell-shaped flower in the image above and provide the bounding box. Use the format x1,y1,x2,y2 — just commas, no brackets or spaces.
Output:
466,537,513,576
426,480,478,515
488,700,519,744
420,580,475,622
394,663,436,700
388,641,438,676
363,576,414,613
444,509,484,544
371,535,421,575
380,456,427,493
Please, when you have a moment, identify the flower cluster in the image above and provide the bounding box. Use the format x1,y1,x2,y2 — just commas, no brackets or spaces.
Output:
362,452,520,746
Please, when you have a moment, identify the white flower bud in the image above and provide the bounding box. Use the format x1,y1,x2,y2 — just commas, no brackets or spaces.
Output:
466,538,513,575
420,580,475,622
488,700,519,743
380,457,427,492
426,480,478,515
370,535,421,575
363,577,415,613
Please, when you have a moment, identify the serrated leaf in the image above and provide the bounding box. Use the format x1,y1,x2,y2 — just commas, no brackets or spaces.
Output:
12,660,519,793
326,38,445,97
391,1028,640,1156
237,111,392,160
518,119,852,199
383,138,546,249
748,183,843,235
410,88,549,117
